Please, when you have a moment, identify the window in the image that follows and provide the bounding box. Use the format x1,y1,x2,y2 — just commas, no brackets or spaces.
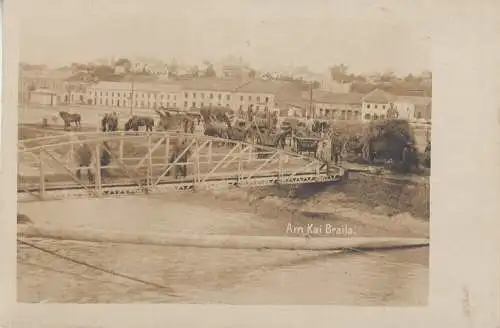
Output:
117,100,120,107
100,99,103,105
124,100,127,107
265,97,269,103
382,105,386,110
373,114,379,120
248,96,252,101
192,101,196,108
201,93,205,99
184,101,188,108
112,92,114,97
100,92,103,97
200,102,204,108
364,113,371,120
374,104,378,109
209,93,214,99
380,114,385,120
226,94,231,101
185,92,188,98
256,105,260,111
240,96,244,101
218,94,222,100
193,93,196,98
167,102,170,108
105,99,108,106
106,92,108,97
257,96,261,103
366,104,370,109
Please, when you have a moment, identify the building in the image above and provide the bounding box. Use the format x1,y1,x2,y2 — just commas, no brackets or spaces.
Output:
307,90,364,120
320,70,352,93
177,78,289,112
29,89,58,106
361,88,397,121
18,69,73,105
87,81,182,110
393,96,432,122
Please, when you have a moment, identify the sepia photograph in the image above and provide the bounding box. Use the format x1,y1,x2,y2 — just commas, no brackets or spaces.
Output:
16,0,431,305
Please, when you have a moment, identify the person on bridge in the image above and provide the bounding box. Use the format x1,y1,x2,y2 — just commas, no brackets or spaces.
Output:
169,135,191,179
100,141,111,178
76,143,94,184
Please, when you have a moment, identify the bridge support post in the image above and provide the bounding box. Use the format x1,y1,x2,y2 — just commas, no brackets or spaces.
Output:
119,131,124,162
237,147,243,184
194,137,200,185
278,150,283,183
38,151,46,199
67,132,74,165
94,142,102,195
207,141,212,165
164,133,170,165
147,133,153,191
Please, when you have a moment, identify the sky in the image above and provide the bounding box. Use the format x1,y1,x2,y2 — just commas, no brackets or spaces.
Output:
17,0,431,76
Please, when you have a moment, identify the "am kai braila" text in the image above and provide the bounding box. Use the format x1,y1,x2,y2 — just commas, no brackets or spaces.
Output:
286,223,356,236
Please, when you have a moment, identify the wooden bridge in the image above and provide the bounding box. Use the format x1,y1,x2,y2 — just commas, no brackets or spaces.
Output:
18,131,345,202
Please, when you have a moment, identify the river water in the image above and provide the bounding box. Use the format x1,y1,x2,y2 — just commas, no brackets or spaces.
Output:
17,188,429,305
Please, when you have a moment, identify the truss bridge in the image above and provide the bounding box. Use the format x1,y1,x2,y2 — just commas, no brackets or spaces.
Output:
18,131,345,202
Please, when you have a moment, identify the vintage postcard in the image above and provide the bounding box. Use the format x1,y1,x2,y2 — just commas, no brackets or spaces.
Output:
3,0,500,327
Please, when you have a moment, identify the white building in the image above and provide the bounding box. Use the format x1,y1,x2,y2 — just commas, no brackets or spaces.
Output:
393,96,432,122
87,81,182,110
361,88,396,121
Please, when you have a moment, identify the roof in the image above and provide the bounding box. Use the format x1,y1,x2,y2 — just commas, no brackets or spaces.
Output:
32,89,57,95
235,80,290,94
310,90,364,105
395,96,432,106
20,69,73,80
362,88,396,103
92,81,181,92
177,78,245,92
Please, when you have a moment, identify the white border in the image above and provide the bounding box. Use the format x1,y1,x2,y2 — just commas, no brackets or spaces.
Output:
2,0,500,327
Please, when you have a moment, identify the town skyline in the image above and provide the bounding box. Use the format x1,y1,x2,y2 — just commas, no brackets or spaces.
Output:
18,0,430,76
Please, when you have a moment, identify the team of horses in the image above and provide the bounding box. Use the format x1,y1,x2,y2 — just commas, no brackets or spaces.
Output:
52,108,426,184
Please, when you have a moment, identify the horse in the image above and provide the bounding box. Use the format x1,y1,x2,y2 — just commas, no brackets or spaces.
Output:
124,116,154,132
59,111,81,130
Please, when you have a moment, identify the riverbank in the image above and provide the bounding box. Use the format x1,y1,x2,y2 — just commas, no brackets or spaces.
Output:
17,174,429,304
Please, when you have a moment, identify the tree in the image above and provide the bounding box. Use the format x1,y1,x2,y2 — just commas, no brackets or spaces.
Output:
204,64,216,77
380,70,396,83
330,64,349,81
115,58,132,72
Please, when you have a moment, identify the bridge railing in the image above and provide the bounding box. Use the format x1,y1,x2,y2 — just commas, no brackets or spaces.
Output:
18,131,343,200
